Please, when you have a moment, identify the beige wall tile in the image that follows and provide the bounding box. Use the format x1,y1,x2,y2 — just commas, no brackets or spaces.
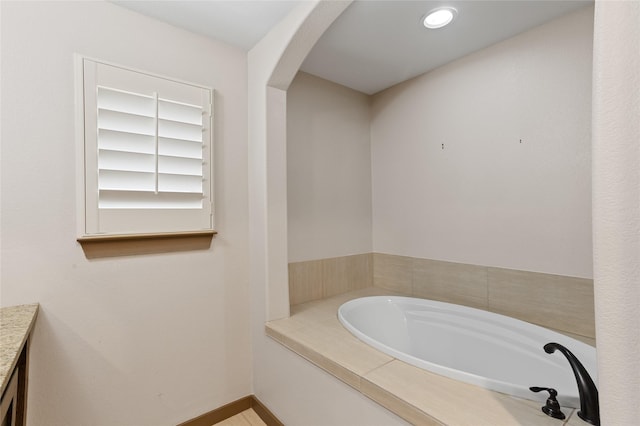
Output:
270,283,585,426
360,377,443,426
279,318,392,389
288,318,394,377
345,253,373,291
298,286,393,317
288,260,323,305
291,254,595,341
487,267,595,338
551,328,596,347
289,254,374,305
265,323,360,390
277,331,362,388
322,256,351,298
373,253,413,294
283,336,363,389
268,300,336,335
412,258,488,309
363,360,566,426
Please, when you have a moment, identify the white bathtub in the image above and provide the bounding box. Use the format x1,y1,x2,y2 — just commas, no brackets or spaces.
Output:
338,296,597,408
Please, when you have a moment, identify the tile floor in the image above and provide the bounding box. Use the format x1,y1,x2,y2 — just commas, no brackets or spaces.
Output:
215,408,266,426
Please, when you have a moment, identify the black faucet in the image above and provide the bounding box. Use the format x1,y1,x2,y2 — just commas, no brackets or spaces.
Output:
544,342,599,425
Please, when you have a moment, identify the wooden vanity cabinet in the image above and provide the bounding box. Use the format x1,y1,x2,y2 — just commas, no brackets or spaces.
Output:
1,341,30,426
0,305,38,426
0,367,19,426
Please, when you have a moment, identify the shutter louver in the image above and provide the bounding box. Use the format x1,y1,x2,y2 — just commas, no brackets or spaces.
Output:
96,87,205,209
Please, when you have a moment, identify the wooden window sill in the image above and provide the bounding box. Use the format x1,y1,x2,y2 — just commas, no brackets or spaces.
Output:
78,230,217,258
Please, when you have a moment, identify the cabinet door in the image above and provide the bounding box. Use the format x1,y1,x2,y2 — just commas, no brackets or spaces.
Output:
0,367,18,426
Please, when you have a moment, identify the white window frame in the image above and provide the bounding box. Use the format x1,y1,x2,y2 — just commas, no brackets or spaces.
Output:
75,55,214,238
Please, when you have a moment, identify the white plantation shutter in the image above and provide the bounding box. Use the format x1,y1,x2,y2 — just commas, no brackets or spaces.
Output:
96,88,205,208
81,58,214,235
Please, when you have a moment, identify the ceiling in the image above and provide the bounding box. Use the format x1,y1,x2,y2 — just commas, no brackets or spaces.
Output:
113,0,592,95
112,0,301,50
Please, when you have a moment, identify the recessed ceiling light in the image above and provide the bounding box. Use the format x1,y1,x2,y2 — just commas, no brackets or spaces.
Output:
423,7,457,29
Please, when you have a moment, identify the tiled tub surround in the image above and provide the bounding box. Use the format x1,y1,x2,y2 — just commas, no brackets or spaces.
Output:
289,253,595,341
288,253,372,305
373,254,595,341
266,288,590,425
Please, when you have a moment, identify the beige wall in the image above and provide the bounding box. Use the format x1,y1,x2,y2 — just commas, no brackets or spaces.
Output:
249,2,407,424
592,1,640,424
371,6,594,279
1,2,250,424
285,9,594,331
286,7,593,279
3,1,624,425
287,72,372,262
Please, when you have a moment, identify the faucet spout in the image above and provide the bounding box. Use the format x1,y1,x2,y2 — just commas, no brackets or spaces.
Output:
544,342,599,425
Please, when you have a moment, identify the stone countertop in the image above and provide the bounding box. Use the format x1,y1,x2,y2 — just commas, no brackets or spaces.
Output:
0,304,39,397
266,288,584,426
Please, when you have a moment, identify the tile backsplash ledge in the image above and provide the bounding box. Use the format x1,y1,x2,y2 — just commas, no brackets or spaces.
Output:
288,253,372,305
289,253,595,339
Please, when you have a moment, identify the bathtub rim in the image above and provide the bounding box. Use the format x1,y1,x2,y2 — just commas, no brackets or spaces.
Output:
338,295,597,409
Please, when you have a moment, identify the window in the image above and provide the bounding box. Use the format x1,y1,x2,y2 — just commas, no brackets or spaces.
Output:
77,57,214,237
